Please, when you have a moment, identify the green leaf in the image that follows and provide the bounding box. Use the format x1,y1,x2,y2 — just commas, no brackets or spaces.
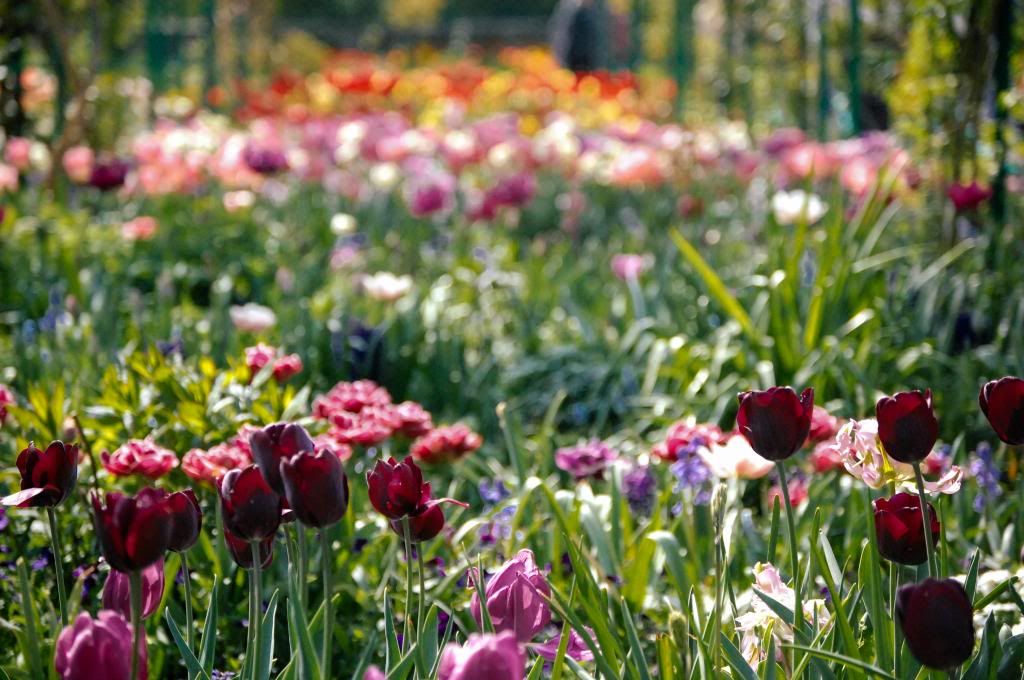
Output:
620,599,652,680
257,589,280,680
165,611,212,680
286,591,322,680
719,633,758,680
198,582,220,675
783,645,898,679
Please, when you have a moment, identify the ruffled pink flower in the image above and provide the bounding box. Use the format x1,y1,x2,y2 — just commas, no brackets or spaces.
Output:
389,401,434,438
809,440,844,473
121,216,158,241
326,410,394,446
272,354,303,382
652,419,728,462
245,343,276,374
767,475,808,508
412,424,483,465
181,442,251,486
554,439,617,479
101,438,178,479
55,610,147,680
314,380,392,417
312,432,354,462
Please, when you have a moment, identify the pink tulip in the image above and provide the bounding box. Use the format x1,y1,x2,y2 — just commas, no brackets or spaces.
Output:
470,549,551,643
62,146,95,184
438,632,525,680
102,559,166,620
611,254,647,281
4,137,32,170
55,610,147,680
101,438,179,479
121,216,158,241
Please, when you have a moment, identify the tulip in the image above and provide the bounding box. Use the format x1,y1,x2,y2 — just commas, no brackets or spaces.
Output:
219,465,282,541
873,493,939,566
225,528,273,570
102,560,165,620
875,390,938,464
469,549,551,643
89,158,130,191
279,449,350,528
979,376,1024,445
229,303,277,333
366,456,427,519
411,424,483,465
250,423,315,494
2,441,78,507
166,489,202,552
438,632,525,680
736,387,814,461
533,628,595,662
55,611,147,680
896,578,974,669
92,488,173,573
101,438,178,479
554,439,617,480
388,497,467,543
947,181,991,212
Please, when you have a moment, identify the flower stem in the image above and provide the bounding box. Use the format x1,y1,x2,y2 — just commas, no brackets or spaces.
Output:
402,517,415,647
130,570,143,680
182,550,195,680
250,541,263,678
416,541,426,645
297,525,309,609
912,462,937,578
775,462,802,666
320,529,333,680
46,507,68,628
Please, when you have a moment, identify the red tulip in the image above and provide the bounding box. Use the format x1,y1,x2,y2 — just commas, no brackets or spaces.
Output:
225,527,274,570
166,489,202,552
896,578,974,669
366,456,427,519
102,559,166,620
946,181,991,212
979,376,1024,445
873,493,939,566
875,390,938,464
220,465,282,541
92,488,173,572
250,423,315,494
2,441,79,507
280,449,350,528
389,497,468,543
736,387,814,461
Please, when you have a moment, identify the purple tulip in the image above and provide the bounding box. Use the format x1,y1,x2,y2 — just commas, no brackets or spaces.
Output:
102,559,166,620
55,610,147,680
438,632,525,680
469,549,551,643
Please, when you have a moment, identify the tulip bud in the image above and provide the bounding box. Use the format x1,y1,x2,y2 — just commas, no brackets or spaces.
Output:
280,449,350,528
896,578,974,669
166,489,202,552
92,488,173,572
55,611,147,680
979,376,1024,446
250,423,315,494
469,549,551,643
2,441,79,507
220,465,282,541
366,456,427,519
875,390,939,464
438,631,525,680
873,493,939,565
102,559,165,620
736,387,815,461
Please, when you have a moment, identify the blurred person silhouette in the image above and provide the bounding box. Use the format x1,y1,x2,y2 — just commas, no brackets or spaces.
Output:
550,0,600,73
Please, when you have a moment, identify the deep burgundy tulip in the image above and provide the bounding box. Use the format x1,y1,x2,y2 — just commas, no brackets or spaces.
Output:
92,488,173,572
873,493,940,566
979,377,1024,445
88,158,130,191
166,489,202,552
366,456,427,519
250,422,315,494
2,441,79,507
225,527,274,570
220,465,282,541
876,390,939,464
279,449,350,528
736,387,815,461
896,578,975,669
102,559,165,620
389,497,468,543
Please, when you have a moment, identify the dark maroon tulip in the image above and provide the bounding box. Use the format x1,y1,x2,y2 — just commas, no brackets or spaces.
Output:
242,146,288,175
736,387,815,461
220,465,282,541
389,498,468,543
92,488,173,572
166,489,202,552
250,423,315,494
876,390,938,464
979,377,1024,445
225,528,274,570
873,493,939,566
2,441,79,507
897,578,975,669
88,158,130,191
280,449,350,528
366,456,427,519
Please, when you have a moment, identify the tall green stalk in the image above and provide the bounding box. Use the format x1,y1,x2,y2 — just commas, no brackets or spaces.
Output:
297,526,309,609
320,529,333,679
776,462,802,670
182,551,195,680
46,507,68,627
402,518,415,647
912,463,937,578
250,542,263,677
130,571,143,680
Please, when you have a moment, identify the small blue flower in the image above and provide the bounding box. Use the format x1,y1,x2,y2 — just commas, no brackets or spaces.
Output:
969,442,1002,512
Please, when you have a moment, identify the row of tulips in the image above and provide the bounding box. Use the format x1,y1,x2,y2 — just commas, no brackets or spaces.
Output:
3,374,1023,677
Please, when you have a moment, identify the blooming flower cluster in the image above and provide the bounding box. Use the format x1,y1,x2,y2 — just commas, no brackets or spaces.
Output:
101,439,179,479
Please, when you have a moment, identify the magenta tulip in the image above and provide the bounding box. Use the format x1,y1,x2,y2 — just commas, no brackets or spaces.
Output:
470,549,551,643
102,560,165,620
55,610,147,680
438,632,525,680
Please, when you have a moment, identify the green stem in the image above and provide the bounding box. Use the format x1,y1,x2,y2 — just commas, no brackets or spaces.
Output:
297,525,308,609
16,558,44,680
242,565,255,680
776,462,802,668
46,507,68,628
416,541,426,645
182,550,195,680
402,517,415,647
320,529,333,679
912,463,937,579
130,571,143,680
250,541,263,678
